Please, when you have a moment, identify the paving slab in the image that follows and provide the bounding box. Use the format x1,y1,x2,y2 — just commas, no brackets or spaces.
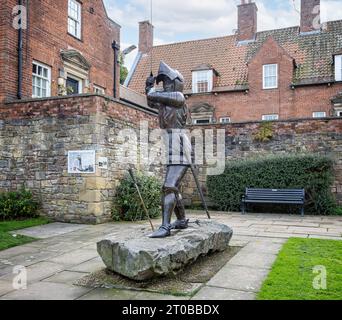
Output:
256,231,309,239
43,271,87,284
0,282,92,300
78,288,139,300
238,241,284,254
0,245,41,259
11,223,88,239
133,291,190,300
192,286,255,300
0,280,15,297
228,251,277,269
47,249,98,266
207,264,269,292
0,261,64,283
68,257,104,273
308,235,342,240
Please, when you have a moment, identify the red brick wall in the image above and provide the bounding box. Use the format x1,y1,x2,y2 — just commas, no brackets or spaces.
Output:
1,0,120,102
187,38,342,122
237,1,257,42
0,94,158,125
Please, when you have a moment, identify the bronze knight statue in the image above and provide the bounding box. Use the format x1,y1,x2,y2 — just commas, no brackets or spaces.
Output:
146,61,192,238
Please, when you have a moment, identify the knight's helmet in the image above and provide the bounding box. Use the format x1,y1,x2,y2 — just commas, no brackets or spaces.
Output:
156,61,184,92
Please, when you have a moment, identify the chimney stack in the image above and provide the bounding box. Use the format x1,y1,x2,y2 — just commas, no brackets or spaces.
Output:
300,0,321,33
237,0,258,42
139,21,154,54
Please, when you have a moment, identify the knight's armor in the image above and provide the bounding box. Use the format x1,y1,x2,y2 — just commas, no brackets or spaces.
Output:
146,61,191,238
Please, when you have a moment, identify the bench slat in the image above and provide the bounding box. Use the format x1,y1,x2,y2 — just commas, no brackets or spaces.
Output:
241,187,305,216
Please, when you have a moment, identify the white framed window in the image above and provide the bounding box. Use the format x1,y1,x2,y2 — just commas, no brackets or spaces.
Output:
262,114,279,121
313,111,326,118
220,117,231,124
192,70,213,94
68,0,81,39
335,55,342,81
94,85,105,94
193,118,212,125
336,110,342,117
263,64,278,89
32,61,51,98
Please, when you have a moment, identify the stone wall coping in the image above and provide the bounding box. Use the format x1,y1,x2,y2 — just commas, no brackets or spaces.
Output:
2,94,158,117
189,117,342,128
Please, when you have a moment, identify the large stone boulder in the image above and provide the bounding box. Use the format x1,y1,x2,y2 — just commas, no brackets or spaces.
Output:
97,220,233,281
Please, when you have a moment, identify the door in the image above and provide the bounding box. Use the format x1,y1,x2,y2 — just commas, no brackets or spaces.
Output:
66,77,79,95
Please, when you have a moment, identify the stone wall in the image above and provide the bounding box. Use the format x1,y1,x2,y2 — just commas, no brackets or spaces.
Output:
0,95,341,223
183,118,342,207
0,94,159,224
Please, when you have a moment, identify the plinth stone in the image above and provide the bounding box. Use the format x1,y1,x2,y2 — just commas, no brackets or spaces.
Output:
97,220,233,281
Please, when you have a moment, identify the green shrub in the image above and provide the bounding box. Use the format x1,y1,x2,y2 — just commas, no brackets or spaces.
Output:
207,155,336,215
335,207,342,216
112,172,162,221
0,188,39,220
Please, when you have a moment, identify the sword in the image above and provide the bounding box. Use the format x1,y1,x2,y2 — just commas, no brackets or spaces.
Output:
181,136,211,219
189,163,211,219
128,168,155,232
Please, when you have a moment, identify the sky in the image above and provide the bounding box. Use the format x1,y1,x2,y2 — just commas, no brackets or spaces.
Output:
103,0,342,70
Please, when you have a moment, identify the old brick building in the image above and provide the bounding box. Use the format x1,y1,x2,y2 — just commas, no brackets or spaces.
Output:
126,0,342,124
0,0,121,102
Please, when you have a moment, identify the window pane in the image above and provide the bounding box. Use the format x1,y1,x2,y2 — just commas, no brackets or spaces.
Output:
32,64,37,74
263,64,277,89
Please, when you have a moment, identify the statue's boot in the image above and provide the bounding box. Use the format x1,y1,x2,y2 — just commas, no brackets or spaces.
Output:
171,194,189,230
149,225,171,238
149,193,174,238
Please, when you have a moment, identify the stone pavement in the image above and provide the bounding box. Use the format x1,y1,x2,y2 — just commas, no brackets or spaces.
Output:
0,211,341,300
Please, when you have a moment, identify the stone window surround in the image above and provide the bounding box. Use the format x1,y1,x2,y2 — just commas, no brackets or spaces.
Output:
58,50,91,96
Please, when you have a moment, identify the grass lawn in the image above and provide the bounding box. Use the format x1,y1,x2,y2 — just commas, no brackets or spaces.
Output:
0,217,50,251
258,238,342,300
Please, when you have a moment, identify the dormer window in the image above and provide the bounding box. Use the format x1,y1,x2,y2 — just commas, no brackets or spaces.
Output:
192,70,213,94
335,55,342,82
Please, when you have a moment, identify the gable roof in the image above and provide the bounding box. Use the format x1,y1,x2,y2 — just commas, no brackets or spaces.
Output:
127,20,342,94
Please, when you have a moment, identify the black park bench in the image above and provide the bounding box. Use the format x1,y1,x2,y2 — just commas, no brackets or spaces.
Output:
241,188,305,216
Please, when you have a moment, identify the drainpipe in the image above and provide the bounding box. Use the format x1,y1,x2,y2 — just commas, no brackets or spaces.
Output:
17,0,23,99
112,41,120,99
